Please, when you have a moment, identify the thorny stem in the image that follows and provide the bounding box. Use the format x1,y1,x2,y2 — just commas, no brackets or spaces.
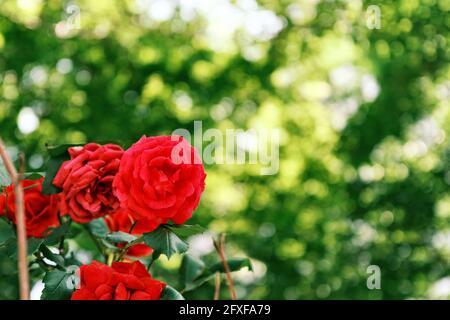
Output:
0,139,29,300
213,233,237,300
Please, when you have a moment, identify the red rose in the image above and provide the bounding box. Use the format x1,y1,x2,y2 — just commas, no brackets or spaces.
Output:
53,143,124,223
0,194,5,216
113,135,206,226
71,260,166,300
0,178,60,238
105,209,157,257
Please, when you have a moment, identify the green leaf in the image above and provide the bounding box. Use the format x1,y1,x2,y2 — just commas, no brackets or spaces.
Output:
100,238,121,251
0,161,11,187
3,237,44,258
42,143,84,195
43,221,71,246
160,285,185,300
166,224,205,238
86,218,109,238
41,157,68,195
28,238,44,255
24,172,45,180
0,218,14,244
39,244,65,267
208,257,253,274
105,231,137,244
45,143,81,157
183,258,253,292
41,270,76,300
142,225,188,259
0,237,17,257
180,254,206,286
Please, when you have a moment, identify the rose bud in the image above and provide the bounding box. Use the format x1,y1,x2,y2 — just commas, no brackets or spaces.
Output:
71,260,166,300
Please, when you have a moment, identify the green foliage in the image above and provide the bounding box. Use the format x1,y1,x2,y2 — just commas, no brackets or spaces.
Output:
105,231,137,244
39,244,65,268
167,224,205,238
86,218,109,238
161,285,185,300
41,144,75,195
207,258,253,275
24,172,45,180
41,270,76,300
0,218,14,243
43,221,73,246
142,225,190,259
1,237,44,258
180,255,206,286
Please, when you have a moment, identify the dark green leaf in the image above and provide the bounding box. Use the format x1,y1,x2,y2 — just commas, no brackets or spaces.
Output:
0,234,44,258
160,285,185,300
28,238,44,255
166,224,205,238
24,172,45,180
39,244,65,267
42,143,84,195
0,218,14,244
105,231,137,244
142,226,188,259
30,265,46,277
208,257,253,274
45,143,81,157
180,254,205,285
0,237,17,257
41,157,68,195
41,270,76,300
86,218,109,238
44,221,71,246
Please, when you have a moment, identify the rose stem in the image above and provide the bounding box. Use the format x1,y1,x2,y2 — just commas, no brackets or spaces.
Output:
214,272,221,300
213,233,237,300
0,139,29,300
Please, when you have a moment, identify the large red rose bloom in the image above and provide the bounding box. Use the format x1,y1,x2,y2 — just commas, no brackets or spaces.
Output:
53,143,124,223
0,178,60,238
113,135,206,226
71,260,166,300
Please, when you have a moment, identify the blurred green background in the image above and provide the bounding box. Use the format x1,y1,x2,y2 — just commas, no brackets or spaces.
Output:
0,0,449,299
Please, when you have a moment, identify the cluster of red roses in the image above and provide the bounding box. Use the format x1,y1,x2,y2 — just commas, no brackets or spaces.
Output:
73,261,167,300
0,135,206,300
